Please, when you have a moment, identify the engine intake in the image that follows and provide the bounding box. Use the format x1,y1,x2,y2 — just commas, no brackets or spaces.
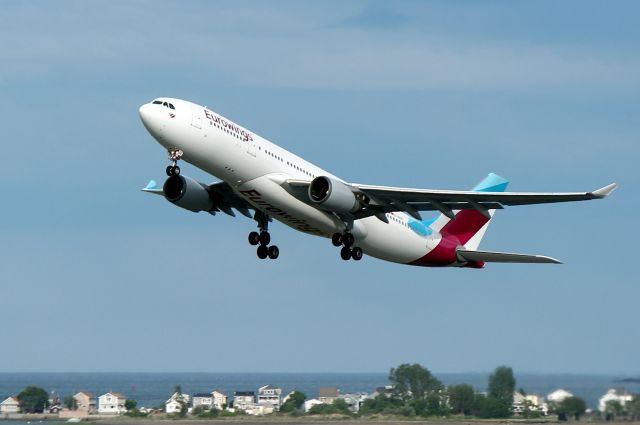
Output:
309,176,365,214
163,175,213,212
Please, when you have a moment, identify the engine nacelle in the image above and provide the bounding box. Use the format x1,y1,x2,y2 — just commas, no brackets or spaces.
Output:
308,176,365,214
163,175,213,212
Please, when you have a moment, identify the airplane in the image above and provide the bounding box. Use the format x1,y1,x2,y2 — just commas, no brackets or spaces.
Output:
139,97,617,268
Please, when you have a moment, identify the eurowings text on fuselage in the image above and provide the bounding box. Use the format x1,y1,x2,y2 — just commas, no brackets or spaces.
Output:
139,97,617,267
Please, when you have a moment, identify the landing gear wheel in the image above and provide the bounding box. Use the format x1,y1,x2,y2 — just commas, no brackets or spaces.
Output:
173,165,180,175
248,231,260,246
268,245,279,259
331,233,343,247
343,232,355,247
257,245,268,259
259,231,271,246
351,247,363,261
340,246,352,261
166,165,174,176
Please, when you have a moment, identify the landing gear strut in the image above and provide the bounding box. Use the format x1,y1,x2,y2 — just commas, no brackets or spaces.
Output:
166,148,183,176
332,231,363,261
249,211,279,260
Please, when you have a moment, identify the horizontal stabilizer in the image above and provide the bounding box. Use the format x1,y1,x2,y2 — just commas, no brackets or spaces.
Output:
456,249,562,264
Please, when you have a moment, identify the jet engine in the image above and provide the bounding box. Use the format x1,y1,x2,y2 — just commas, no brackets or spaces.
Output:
308,176,367,214
163,175,214,212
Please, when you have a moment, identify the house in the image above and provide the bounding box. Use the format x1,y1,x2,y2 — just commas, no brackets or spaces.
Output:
211,390,227,410
513,392,547,415
338,393,367,413
547,389,573,403
599,389,633,412
165,392,190,414
73,391,96,415
304,398,324,412
98,392,127,414
319,387,339,404
257,385,282,410
192,393,213,410
0,397,20,414
233,391,255,411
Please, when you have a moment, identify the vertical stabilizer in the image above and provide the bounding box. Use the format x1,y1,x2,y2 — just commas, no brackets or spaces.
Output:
427,173,509,250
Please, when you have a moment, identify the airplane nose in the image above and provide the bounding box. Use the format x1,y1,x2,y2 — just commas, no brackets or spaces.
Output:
139,103,153,126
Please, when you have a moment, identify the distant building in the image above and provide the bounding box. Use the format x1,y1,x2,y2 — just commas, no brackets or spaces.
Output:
98,392,126,414
233,391,255,411
211,390,227,410
339,393,367,413
73,391,96,415
0,397,20,414
547,389,573,403
165,392,190,414
304,398,324,412
599,389,633,412
257,385,282,410
319,387,339,404
513,392,548,416
192,393,213,410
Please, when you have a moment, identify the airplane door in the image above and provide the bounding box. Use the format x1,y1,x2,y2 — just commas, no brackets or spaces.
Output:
191,106,202,129
247,140,256,157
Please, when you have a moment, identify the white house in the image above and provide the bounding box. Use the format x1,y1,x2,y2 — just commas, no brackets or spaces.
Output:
547,389,573,403
257,385,282,410
513,392,548,416
233,391,255,411
98,392,126,414
339,393,367,413
165,392,190,414
211,390,227,410
192,393,213,410
304,398,325,412
599,389,633,412
0,397,20,414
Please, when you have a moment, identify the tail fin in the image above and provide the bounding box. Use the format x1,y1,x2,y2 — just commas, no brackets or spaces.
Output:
427,173,509,250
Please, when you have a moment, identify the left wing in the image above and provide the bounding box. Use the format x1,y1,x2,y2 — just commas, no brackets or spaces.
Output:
285,178,617,221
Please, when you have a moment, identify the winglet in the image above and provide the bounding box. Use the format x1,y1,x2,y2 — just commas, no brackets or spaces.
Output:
142,179,164,195
591,183,618,198
144,180,158,190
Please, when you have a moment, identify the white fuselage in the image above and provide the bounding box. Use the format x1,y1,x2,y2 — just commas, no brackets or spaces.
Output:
139,98,446,266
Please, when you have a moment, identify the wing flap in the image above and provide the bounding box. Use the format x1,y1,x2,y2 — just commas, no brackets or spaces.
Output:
456,249,562,264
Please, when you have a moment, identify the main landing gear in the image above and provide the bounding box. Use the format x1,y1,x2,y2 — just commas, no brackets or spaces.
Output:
166,148,183,176
248,211,279,260
332,232,363,261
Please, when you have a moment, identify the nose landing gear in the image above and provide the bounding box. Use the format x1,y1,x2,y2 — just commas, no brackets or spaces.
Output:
332,232,363,261
249,212,279,260
166,148,184,176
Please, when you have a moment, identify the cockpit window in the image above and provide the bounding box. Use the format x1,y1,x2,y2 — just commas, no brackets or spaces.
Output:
151,100,176,109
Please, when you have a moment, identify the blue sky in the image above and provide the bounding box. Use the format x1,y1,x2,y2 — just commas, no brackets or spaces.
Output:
0,0,638,374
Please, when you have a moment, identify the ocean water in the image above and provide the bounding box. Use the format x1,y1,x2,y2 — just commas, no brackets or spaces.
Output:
0,372,638,411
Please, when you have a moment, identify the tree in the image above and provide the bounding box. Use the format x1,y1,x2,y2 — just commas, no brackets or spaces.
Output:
448,384,475,415
605,399,624,420
557,396,586,421
18,386,49,413
389,363,443,402
280,391,306,413
63,395,77,410
487,366,515,418
125,399,137,411
628,395,640,421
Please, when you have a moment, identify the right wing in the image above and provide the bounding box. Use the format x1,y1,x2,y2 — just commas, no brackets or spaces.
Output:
142,179,255,218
